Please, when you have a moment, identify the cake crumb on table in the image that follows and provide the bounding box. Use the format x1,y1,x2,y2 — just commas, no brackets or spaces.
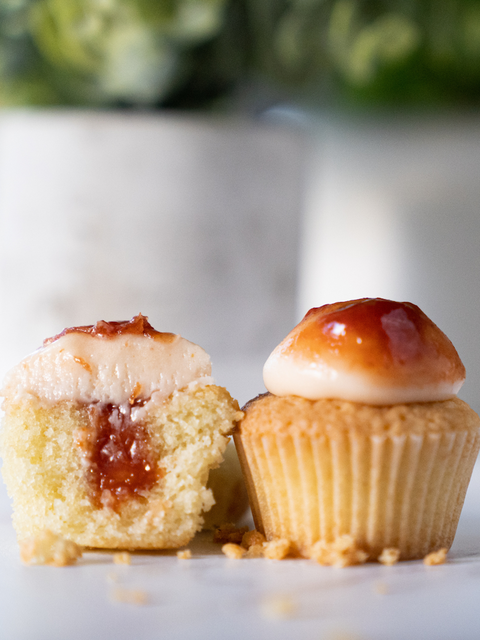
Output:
106,572,121,583
213,523,249,545
373,581,390,595
378,548,400,566
177,549,192,560
113,552,131,565
308,535,368,568
242,529,266,549
244,544,264,558
19,529,82,567
222,543,246,559
263,539,292,560
423,548,448,566
260,594,296,619
110,587,148,606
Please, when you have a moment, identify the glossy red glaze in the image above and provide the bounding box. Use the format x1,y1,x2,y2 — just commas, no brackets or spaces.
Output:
86,403,158,510
44,313,176,345
281,298,465,385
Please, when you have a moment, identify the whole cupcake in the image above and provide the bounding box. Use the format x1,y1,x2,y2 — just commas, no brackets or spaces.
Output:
234,298,480,561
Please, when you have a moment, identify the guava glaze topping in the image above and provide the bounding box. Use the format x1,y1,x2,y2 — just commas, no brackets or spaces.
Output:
44,313,176,345
263,298,465,405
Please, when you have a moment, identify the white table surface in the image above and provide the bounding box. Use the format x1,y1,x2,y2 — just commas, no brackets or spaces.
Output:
1,458,480,640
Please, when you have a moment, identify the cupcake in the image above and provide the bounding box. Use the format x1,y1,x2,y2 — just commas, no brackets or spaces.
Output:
234,298,480,560
1,314,242,549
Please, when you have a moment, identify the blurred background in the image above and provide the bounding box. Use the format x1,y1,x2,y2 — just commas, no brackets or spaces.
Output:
1,0,480,412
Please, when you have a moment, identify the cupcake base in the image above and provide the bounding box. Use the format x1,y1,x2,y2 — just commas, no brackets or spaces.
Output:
234,394,480,560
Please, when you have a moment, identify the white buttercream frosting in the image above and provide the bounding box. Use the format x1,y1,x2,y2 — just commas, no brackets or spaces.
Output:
263,352,464,405
2,332,213,406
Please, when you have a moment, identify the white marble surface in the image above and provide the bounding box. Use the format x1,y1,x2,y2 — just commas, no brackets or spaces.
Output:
1,459,480,640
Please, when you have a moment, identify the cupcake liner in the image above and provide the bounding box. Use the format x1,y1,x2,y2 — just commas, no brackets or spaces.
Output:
234,429,480,559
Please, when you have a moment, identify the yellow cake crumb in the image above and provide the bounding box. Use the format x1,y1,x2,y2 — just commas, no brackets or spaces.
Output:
263,539,292,560
19,529,82,567
373,581,390,595
222,543,246,559
106,572,121,583
378,548,400,566
177,549,192,560
423,548,448,566
244,544,264,558
113,552,131,565
260,594,297,619
214,523,249,545
110,587,148,605
241,529,266,549
308,536,368,568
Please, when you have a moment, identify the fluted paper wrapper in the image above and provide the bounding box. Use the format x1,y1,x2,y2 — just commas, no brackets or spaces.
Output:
234,429,480,559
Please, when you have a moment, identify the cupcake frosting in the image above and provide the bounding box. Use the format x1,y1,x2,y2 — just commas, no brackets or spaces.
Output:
2,315,213,406
263,298,465,405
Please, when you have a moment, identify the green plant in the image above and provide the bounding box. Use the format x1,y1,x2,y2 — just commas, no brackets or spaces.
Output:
245,0,480,107
0,0,232,106
2,0,480,108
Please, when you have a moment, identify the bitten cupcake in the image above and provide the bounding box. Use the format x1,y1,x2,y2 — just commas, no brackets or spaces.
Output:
1,314,242,550
234,298,480,561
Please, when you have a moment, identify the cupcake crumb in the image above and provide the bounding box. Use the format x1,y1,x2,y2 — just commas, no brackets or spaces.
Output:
19,529,82,567
113,552,131,565
260,594,296,619
263,539,292,560
308,535,368,568
177,549,192,560
378,548,400,566
244,544,264,558
106,572,121,583
222,543,246,559
213,523,249,545
373,581,390,595
242,529,266,549
423,548,448,566
110,587,148,606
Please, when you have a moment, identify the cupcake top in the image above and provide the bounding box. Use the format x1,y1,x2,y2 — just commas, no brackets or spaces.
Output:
2,314,213,406
263,298,465,405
